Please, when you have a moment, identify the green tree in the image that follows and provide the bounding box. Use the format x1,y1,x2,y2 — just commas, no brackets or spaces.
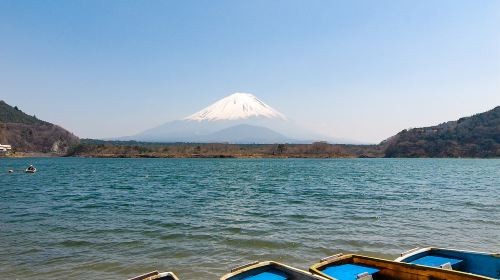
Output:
277,144,286,154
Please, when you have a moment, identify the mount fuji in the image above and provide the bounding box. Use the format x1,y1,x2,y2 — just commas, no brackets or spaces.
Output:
185,92,285,121
124,92,333,144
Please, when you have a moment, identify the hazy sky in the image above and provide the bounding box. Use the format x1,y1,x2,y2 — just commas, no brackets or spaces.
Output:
1,0,499,143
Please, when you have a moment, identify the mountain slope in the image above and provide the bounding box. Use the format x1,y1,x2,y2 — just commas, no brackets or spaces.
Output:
384,106,500,157
200,124,292,143
125,119,295,143
0,100,79,153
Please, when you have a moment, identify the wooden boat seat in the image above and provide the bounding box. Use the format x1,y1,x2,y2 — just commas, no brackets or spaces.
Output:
321,264,380,280
241,269,288,280
409,255,463,269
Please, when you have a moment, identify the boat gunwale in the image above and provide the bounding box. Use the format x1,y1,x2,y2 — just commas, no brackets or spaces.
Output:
309,254,495,280
394,247,500,262
220,260,328,280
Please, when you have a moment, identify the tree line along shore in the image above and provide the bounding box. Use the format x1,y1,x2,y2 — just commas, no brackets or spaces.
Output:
64,140,384,158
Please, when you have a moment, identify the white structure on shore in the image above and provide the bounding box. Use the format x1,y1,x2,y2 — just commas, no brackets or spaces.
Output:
0,144,12,154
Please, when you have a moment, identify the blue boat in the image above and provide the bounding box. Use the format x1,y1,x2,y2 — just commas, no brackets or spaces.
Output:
128,271,180,280
395,247,500,279
310,253,495,280
220,261,328,280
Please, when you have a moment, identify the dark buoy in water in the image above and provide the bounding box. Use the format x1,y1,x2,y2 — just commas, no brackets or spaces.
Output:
25,165,37,173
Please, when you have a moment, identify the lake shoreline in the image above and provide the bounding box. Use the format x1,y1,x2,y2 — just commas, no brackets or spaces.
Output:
3,153,498,159
2,153,367,159
4,153,499,159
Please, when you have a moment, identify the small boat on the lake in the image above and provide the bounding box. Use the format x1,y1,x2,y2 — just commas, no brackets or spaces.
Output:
128,271,179,280
220,261,328,280
309,253,495,280
395,247,500,279
25,165,36,173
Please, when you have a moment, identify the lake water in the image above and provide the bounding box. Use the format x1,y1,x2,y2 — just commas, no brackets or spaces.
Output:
0,158,499,279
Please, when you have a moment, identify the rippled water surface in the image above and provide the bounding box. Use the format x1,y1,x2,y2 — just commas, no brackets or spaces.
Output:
0,158,499,279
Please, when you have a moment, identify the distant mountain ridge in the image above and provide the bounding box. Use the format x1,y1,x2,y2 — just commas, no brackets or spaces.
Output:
3,98,498,157
200,124,292,143
384,106,500,157
126,92,337,144
0,100,79,153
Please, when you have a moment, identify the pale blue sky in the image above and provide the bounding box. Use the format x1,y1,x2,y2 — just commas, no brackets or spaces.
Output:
1,0,499,143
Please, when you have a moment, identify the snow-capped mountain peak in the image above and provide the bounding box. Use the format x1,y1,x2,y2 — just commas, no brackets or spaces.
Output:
184,92,286,121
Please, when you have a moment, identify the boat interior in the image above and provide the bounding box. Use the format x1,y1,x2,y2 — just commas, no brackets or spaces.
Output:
221,261,326,280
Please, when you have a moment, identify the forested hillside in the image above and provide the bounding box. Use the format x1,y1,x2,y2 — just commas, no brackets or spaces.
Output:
0,100,79,153
384,106,500,157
